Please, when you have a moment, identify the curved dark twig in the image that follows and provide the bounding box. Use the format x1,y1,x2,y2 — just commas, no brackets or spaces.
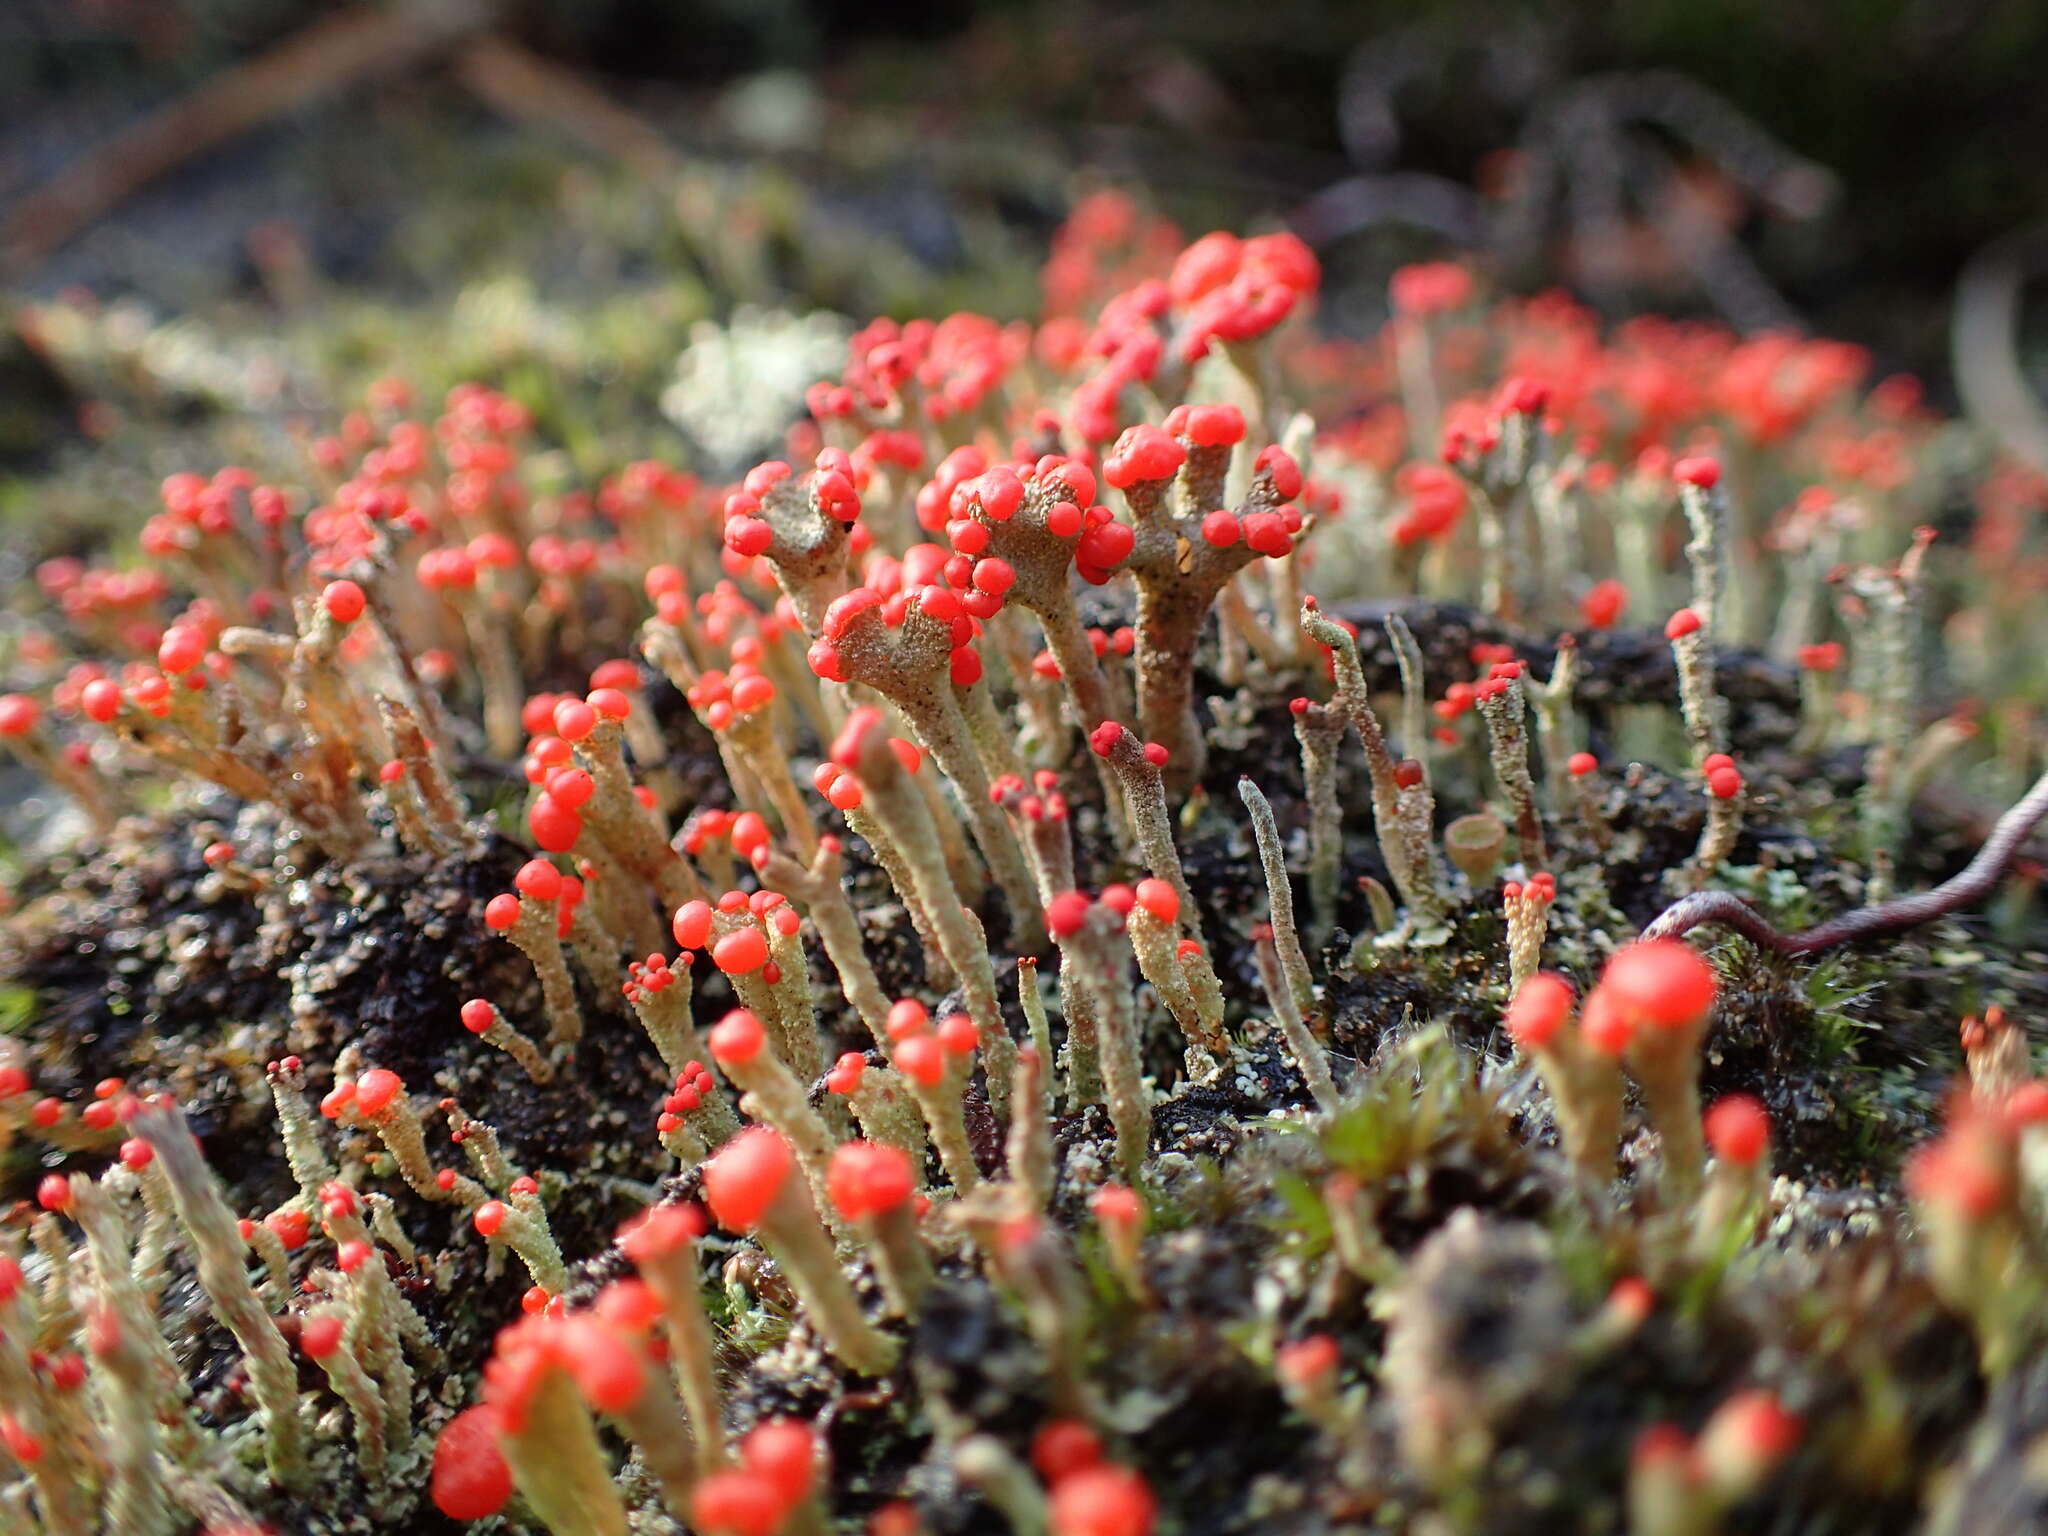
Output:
1643,767,2048,955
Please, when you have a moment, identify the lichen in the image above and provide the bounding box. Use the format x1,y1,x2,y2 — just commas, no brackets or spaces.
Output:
2,204,2047,1536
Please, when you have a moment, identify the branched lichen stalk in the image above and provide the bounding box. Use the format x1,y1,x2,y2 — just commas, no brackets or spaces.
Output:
1844,530,1935,902
1290,696,1347,944
500,895,583,1048
246,1216,293,1309
759,839,892,1048
467,1001,555,1084
994,777,1080,906
764,918,825,1086
757,1177,899,1376
0,1287,93,1536
1529,638,1580,806
606,1360,700,1524
839,1061,930,1167
716,1020,842,1213
1475,671,1547,867
131,1101,307,1489
1301,601,1446,920
575,714,696,912
724,705,823,864
1017,957,1059,1106
29,1213,79,1350
1043,894,1145,1177
1005,1045,1055,1210
1690,774,1744,888
130,1161,176,1297
899,1052,984,1197
1091,723,1204,945
1668,623,1724,770
1672,477,1732,765
377,694,474,852
1239,778,1340,1113
839,711,1017,1106
359,1080,480,1205
308,1305,389,1484
266,1056,338,1204
1117,435,1307,788
825,600,1044,943
321,1200,427,1417
1503,879,1553,994
69,1174,187,1428
625,1214,730,1473
502,1368,630,1536
84,1291,177,1536
1385,612,1431,768
956,1436,1051,1536
484,1193,570,1295
1128,904,1225,1059
446,1101,519,1190
1680,478,1731,647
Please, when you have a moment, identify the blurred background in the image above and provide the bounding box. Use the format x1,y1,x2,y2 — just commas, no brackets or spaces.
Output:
4,0,2048,496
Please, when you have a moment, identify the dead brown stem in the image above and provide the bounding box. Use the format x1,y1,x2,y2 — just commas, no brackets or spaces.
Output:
1642,767,2048,955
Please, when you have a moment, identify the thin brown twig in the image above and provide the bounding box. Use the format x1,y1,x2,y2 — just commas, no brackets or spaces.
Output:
452,35,683,178
1,0,495,276
1642,766,2048,955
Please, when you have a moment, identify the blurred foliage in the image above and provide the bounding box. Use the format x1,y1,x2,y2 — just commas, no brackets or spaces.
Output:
6,0,2045,326
4,0,2046,542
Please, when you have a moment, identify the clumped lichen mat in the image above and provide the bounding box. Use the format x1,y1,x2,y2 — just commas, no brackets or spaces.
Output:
2,204,2047,1536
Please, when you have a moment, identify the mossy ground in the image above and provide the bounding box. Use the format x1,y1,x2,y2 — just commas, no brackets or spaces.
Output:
3,598,2041,1531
